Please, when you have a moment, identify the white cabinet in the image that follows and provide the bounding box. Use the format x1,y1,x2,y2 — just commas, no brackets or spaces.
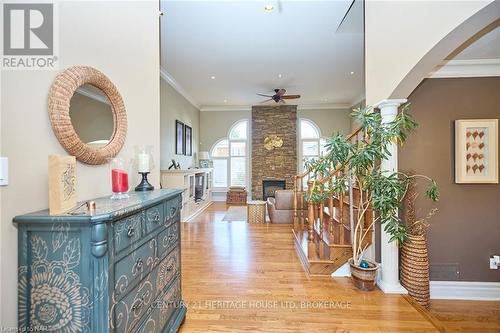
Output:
160,168,213,221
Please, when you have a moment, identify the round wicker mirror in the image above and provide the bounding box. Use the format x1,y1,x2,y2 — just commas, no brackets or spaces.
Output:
48,66,127,165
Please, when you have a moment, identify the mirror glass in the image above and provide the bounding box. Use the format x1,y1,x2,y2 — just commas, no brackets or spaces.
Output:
69,84,115,149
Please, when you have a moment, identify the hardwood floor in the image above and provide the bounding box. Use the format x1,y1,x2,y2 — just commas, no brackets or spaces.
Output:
179,203,440,332
430,300,500,332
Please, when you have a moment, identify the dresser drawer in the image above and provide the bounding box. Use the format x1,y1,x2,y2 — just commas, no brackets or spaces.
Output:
166,195,181,224
156,247,180,292
133,278,181,333
114,237,156,298
114,212,144,253
144,203,165,236
157,222,179,260
113,250,179,333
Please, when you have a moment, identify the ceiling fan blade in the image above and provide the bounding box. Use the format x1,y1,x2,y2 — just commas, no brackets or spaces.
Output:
282,95,301,99
260,98,273,103
276,89,286,96
257,93,273,97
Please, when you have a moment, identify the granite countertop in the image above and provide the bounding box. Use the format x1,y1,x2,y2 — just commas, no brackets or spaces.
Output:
13,188,183,224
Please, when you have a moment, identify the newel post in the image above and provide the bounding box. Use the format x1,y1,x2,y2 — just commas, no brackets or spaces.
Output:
375,99,408,294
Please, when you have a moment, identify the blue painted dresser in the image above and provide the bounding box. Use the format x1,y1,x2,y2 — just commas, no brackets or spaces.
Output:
13,189,186,333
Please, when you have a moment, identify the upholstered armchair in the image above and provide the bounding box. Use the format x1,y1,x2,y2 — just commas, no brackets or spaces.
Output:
267,190,294,224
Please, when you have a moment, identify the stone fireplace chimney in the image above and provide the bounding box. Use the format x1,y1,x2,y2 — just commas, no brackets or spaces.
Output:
251,105,297,200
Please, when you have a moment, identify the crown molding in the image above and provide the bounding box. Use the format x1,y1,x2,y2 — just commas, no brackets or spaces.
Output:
75,86,110,105
298,103,351,110
199,103,351,112
200,105,251,112
428,59,500,78
159,67,200,109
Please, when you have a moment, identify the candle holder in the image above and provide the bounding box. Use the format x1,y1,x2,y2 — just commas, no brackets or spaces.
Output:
134,146,155,192
135,172,154,191
109,157,130,199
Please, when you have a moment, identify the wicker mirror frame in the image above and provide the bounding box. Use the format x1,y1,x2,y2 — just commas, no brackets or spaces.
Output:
48,66,127,165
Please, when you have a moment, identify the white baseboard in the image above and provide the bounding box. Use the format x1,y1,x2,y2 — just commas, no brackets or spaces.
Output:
430,281,500,301
183,201,212,222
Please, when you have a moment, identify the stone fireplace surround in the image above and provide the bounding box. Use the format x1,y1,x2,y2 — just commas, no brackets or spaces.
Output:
262,179,286,201
251,105,297,200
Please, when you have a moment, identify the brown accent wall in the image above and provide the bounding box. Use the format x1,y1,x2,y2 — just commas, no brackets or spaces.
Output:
251,105,297,200
401,77,500,282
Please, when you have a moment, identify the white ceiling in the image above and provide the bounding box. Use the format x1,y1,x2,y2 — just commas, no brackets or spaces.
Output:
160,0,364,110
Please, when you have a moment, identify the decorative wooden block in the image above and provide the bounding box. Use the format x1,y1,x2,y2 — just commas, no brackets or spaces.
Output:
48,155,77,215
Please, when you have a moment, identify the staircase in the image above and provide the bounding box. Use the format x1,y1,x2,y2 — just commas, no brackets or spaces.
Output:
292,128,373,276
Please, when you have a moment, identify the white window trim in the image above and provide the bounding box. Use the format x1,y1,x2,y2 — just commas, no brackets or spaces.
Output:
298,118,328,172
210,119,249,192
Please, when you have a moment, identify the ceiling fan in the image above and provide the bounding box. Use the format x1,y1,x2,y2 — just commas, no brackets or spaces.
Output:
257,89,301,104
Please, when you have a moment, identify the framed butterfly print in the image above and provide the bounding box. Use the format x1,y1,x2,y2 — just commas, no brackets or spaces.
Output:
455,119,498,183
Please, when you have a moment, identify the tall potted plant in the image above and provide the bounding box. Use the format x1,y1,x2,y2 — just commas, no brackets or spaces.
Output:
400,174,438,307
305,104,439,291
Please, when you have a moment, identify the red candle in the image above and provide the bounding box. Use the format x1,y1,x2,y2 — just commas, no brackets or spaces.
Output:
112,168,129,193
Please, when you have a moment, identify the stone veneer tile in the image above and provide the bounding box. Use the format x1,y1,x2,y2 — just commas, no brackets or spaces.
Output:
251,105,297,199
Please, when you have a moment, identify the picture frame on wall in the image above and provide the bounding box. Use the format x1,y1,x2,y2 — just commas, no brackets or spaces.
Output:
185,125,192,156
455,119,498,184
175,120,184,155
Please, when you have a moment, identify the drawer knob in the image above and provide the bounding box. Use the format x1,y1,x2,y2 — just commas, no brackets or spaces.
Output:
135,258,144,271
132,292,149,311
127,226,135,237
154,214,160,223
132,297,144,311
170,207,176,217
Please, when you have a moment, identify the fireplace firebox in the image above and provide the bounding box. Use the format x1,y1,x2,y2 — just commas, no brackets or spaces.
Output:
262,179,286,201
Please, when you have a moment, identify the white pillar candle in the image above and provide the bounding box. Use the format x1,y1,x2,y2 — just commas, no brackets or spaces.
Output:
137,153,150,173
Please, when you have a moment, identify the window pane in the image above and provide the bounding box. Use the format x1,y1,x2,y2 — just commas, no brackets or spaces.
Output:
302,140,319,156
211,140,229,157
229,121,247,140
230,157,246,186
230,141,246,156
300,120,319,139
213,159,228,187
320,138,328,156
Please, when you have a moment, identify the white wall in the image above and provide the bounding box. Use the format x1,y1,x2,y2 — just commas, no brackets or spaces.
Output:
0,1,159,326
160,80,200,170
365,0,495,104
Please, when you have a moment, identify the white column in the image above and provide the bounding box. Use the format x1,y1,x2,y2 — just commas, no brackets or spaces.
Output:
374,99,408,294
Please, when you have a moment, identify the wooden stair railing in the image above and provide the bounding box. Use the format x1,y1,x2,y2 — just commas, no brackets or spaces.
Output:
292,127,373,276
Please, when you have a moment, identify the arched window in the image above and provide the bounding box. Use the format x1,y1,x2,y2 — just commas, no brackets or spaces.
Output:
211,120,248,189
299,119,327,172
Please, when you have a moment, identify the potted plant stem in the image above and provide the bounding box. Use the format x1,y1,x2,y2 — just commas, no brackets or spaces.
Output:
305,104,439,291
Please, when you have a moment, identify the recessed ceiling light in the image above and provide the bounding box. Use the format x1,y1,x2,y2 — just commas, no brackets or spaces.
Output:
350,71,355,75
264,4,274,12
323,99,328,102
210,75,216,80
223,99,227,103
278,74,283,78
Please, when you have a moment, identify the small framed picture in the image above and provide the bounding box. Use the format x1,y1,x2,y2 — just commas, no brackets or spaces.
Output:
175,120,184,155
185,125,192,156
455,119,498,184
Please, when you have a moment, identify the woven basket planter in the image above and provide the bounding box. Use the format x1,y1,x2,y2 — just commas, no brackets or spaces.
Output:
349,259,379,291
401,234,430,308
